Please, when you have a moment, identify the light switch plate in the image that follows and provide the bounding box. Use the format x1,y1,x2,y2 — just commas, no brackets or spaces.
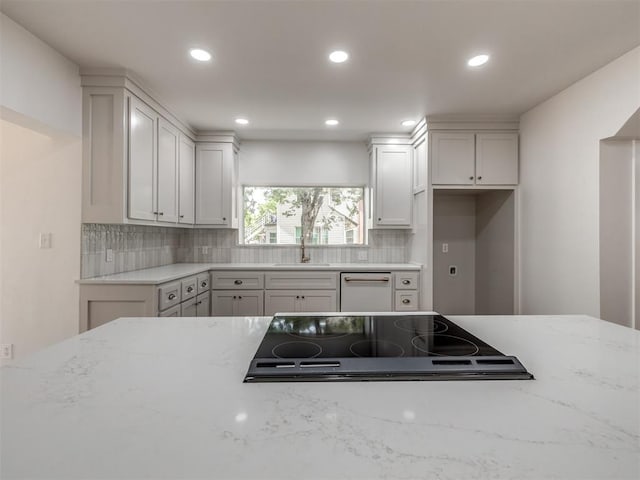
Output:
106,249,114,262
39,232,52,249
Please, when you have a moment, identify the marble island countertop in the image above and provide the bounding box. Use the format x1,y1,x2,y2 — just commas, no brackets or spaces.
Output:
1,314,639,479
77,262,422,285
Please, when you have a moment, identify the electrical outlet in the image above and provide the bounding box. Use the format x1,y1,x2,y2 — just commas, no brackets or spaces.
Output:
1,344,13,359
105,249,114,262
357,250,368,261
442,243,449,253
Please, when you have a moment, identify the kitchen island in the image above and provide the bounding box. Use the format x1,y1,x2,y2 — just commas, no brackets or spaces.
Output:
1,314,638,479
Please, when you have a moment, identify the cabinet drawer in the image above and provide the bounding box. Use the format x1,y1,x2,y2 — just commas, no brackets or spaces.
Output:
211,271,264,290
265,271,337,290
158,281,181,311
197,273,210,294
395,272,419,290
395,291,418,311
181,275,198,300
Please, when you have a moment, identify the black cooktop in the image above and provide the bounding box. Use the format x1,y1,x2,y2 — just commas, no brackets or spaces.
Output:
244,313,534,382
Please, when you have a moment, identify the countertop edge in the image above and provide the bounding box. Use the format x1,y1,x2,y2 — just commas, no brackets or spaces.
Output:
77,263,423,285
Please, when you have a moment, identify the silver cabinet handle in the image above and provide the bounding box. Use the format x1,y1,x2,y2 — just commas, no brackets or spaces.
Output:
343,277,390,282
469,176,474,180
234,279,243,285
168,293,176,300
233,295,237,299
187,286,194,293
238,296,242,300
402,279,411,285
195,301,201,306
402,298,410,304
153,211,159,215
158,212,164,216
222,217,226,221
179,215,185,218
201,281,207,288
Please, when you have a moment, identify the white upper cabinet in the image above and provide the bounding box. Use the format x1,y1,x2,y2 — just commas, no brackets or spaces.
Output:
128,97,157,221
156,118,180,223
475,133,519,185
371,143,413,228
195,142,238,227
431,132,475,185
431,131,519,186
81,74,198,226
178,134,195,224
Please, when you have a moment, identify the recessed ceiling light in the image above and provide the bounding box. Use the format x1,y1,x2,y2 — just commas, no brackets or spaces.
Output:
325,119,339,126
401,120,417,127
235,118,249,125
467,54,489,67
189,48,212,62
329,50,349,63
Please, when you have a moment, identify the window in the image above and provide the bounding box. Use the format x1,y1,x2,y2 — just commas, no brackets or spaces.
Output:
243,186,364,245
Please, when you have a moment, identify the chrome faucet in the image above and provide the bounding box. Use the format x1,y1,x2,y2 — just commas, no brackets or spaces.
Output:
300,236,310,263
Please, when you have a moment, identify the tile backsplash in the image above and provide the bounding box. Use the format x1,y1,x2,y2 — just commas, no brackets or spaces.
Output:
81,224,188,278
81,224,410,278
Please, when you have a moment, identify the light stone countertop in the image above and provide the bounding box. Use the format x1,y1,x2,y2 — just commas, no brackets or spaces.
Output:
77,262,422,285
1,314,638,480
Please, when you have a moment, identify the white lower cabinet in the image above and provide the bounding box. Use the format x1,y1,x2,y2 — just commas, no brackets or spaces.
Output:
264,272,338,315
393,271,419,311
212,290,264,316
160,305,181,317
177,291,211,317
181,296,198,316
264,290,337,315
211,272,264,316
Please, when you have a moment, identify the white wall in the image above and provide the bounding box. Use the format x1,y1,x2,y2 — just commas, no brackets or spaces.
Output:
519,46,640,316
0,120,82,363
0,12,82,363
239,140,368,186
0,13,81,136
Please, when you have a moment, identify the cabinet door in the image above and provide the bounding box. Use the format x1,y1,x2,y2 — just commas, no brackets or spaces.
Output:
211,292,236,316
128,97,157,220
431,132,475,185
298,290,337,313
181,297,198,317
178,134,195,224
475,133,519,185
264,291,298,316
195,143,231,226
196,292,210,316
156,118,179,223
235,291,264,316
160,304,181,317
374,145,413,227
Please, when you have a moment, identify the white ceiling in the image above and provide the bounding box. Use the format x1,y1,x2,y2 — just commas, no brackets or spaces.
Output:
2,0,639,140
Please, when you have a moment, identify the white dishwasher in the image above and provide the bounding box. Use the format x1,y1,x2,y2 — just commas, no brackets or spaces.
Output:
340,272,393,311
